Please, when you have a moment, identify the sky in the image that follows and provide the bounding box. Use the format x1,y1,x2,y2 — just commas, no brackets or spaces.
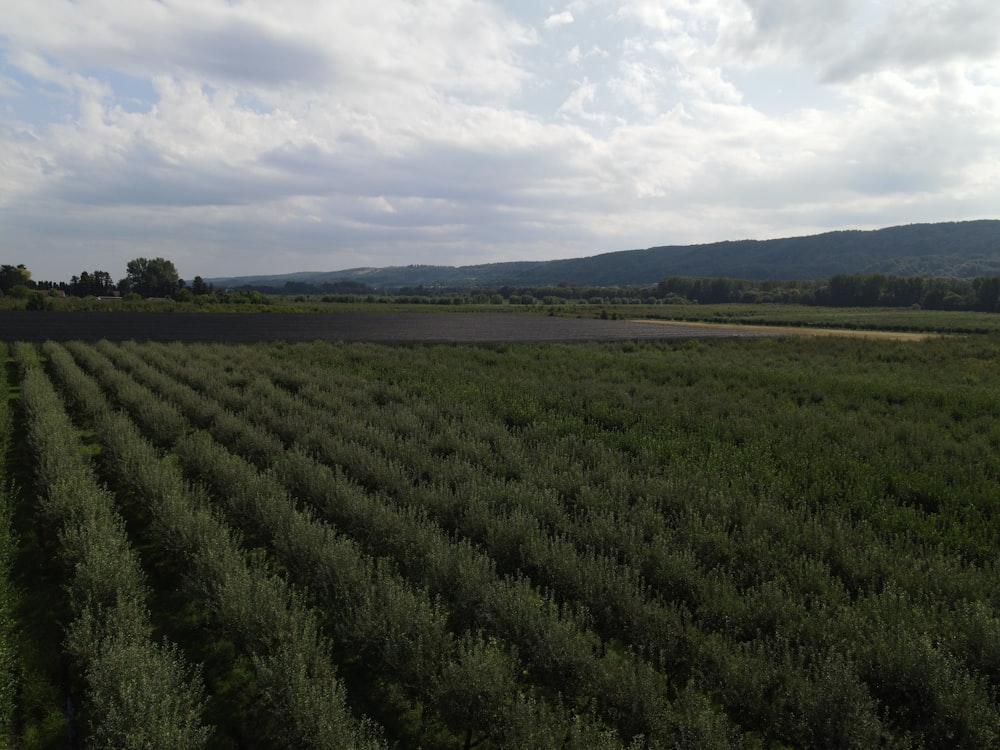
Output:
1,1,999,283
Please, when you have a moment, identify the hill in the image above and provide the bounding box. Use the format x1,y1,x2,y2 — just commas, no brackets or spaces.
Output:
207,220,1000,290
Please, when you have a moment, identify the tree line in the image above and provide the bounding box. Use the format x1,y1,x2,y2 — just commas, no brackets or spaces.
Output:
6,256,1000,312
655,273,1000,311
0,258,217,301
237,274,1000,311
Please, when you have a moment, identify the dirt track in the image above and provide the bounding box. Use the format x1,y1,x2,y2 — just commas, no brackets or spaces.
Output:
1,311,787,343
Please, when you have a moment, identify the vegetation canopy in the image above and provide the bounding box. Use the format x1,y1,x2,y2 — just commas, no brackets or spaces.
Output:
1,333,998,748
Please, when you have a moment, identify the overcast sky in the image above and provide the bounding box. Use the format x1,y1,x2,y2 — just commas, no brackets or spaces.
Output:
2,0,998,282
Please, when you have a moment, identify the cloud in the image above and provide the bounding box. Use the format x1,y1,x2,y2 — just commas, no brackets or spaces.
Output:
0,0,998,281
544,11,575,29
556,78,603,121
2,0,536,101
822,1,1000,81
0,73,22,98
716,0,1000,83
725,0,855,62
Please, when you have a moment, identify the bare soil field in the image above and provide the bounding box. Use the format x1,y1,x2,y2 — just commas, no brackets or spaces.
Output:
1,311,787,343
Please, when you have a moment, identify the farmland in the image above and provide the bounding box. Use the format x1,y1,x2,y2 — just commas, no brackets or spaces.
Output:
0,310,781,344
2,333,1000,748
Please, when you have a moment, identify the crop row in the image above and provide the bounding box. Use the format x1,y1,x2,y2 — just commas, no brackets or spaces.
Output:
6,336,999,748
0,344,15,742
62,339,716,746
98,340,871,745
129,339,1000,746
54,340,636,747
14,342,209,748
39,342,385,749
63,338,1000,748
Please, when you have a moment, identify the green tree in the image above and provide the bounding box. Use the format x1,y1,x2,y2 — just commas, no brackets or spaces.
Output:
69,270,115,297
191,276,211,295
171,287,194,303
125,258,180,298
0,264,31,293
972,276,1000,312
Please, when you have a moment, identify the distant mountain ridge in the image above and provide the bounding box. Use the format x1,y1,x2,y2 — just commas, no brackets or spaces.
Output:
207,220,1000,290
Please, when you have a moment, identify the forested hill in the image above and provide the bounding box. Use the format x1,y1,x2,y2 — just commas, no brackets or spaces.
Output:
209,220,1000,290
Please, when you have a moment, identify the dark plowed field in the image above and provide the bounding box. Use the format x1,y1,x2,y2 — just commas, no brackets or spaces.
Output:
0,311,778,343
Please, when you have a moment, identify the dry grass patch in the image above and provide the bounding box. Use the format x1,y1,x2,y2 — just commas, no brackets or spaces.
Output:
636,319,938,341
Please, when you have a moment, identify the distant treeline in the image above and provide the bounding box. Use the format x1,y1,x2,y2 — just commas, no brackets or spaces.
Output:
656,274,1000,311
242,274,1000,312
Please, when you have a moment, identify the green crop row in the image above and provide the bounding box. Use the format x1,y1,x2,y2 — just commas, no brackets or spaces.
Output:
4,335,999,749
14,343,209,748
72,338,724,748
40,341,385,750
77,337,1000,748
127,337,1000,748
61,339,632,748
0,343,15,743
113,339,857,745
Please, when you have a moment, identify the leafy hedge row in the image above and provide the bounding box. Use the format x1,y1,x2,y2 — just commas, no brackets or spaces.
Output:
9,335,999,749
138,338,1000,748
0,343,15,743
41,341,385,750
93,338,752,747
60,338,629,746
69,338,656,747
14,342,209,748
136,337,1000,749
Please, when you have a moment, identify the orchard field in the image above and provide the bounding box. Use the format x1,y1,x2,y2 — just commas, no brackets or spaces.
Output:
2,334,1000,748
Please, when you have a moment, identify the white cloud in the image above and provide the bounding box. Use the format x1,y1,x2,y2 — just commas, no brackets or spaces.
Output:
823,0,1000,81
556,78,603,121
544,11,575,29
0,0,998,280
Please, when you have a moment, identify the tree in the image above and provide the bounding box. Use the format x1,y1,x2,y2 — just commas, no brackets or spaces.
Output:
69,270,115,297
972,276,1000,312
0,264,31,293
125,258,180,298
191,276,211,295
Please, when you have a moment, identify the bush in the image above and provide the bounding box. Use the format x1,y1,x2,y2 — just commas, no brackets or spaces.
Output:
26,292,52,311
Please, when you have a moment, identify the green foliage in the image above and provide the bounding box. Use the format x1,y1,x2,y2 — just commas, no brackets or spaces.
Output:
0,343,16,741
68,271,115,298
24,292,52,311
43,344,386,750
18,344,210,748
634,303,1000,334
74,628,207,750
205,220,1000,288
171,287,194,303
654,273,1000,312
0,265,31,294
7,335,1000,748
125,257,180,298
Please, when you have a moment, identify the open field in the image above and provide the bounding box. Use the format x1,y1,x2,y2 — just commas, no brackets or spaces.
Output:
1,310,784,343
629,304,1000,334
7,299,1000,335
3,334,1000,748
1,308,977,343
